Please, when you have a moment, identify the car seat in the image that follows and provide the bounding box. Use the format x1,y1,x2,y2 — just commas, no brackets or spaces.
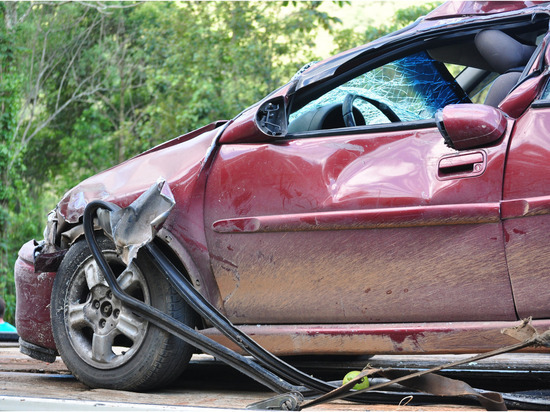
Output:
474,30,536,107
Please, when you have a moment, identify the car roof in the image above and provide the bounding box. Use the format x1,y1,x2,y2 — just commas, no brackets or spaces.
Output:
294,1,550,91
425,1,548,19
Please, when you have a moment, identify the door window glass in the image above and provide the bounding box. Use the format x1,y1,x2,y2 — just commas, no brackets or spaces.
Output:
289,51,470,132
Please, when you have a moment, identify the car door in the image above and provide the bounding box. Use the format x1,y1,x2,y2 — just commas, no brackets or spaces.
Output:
501,41,550,319
203,49,516,325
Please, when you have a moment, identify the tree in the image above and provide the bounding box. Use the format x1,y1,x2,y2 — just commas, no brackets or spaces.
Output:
0,3,26,320
0,1,344,323
130,1,342,144
332,2,441,52
0,1,133,322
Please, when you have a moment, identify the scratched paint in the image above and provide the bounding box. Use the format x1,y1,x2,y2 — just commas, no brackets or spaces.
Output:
205,124,515,324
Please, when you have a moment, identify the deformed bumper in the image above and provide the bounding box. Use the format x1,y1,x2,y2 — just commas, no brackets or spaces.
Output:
14,240,57,355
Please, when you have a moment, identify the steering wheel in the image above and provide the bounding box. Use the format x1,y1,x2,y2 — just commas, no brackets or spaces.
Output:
342,94,401,127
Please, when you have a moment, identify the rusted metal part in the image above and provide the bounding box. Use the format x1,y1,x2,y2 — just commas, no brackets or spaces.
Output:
245,392,304,410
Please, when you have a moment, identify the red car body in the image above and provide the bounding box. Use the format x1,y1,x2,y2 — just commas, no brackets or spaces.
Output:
14,0,550,371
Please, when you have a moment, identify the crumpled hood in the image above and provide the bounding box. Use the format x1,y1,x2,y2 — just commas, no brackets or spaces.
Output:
58,123,222,224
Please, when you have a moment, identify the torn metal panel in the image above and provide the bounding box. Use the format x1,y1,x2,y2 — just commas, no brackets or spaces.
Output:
101,179,175,265
34,210,66,273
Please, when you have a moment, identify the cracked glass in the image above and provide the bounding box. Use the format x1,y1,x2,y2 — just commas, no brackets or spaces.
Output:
290,51,470,129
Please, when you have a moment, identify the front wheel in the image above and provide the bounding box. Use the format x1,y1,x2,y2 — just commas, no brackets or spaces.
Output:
51,236,196,390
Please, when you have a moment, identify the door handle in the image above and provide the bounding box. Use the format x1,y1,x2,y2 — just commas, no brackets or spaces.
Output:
438,152,486,180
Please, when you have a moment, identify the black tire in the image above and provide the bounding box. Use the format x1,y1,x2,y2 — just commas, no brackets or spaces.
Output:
51,236,196,390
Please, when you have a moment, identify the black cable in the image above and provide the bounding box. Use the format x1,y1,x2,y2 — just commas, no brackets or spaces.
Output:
83,200,301,394
145,242,340,394
84,199,387,407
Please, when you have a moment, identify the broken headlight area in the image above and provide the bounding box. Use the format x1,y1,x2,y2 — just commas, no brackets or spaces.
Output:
33,210,67,273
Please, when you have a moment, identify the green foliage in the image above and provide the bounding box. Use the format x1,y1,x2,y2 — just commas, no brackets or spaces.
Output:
0,1,438,326
134,1,340,142
332,2,441,52
1,2,26,323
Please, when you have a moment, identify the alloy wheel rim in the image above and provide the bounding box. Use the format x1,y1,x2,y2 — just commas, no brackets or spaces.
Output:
65,254,150,369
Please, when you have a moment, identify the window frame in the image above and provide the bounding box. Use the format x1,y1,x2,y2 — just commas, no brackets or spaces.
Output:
288,50,469,131
286,14,550,140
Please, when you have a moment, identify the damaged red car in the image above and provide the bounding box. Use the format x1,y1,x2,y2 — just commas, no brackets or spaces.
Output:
14,1,550,391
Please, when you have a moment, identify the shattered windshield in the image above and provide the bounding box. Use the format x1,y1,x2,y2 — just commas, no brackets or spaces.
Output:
290,51,470,128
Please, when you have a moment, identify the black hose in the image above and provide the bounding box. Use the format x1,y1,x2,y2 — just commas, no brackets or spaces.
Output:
84,200,380,406
145,241,339,394
83,200,301,394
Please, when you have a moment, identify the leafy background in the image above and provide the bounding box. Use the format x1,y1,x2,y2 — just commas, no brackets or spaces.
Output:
0,1,438,324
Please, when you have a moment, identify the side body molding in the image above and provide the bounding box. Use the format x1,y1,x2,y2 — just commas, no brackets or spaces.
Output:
212,203,501,234
500,196,550,220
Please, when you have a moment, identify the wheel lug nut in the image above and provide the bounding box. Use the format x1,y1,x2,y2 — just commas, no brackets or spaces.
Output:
100,301,113,317
94,300,100,309
99,319,106,328
113,309,120,318
106,290,112,299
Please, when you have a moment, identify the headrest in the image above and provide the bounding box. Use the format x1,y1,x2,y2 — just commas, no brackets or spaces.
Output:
474,30,536,74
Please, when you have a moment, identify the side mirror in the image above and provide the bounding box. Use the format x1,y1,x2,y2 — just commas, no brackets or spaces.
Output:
256,97,287,136
436,104,507,150
219,96,287,144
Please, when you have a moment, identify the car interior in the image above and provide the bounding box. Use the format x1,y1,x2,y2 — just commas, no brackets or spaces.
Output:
287,22,548,135
432,29,537,107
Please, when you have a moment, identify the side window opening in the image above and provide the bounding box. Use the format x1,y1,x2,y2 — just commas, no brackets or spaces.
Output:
452,66,499,104
466,71,500,104
288,51,469,133
287,22,547,136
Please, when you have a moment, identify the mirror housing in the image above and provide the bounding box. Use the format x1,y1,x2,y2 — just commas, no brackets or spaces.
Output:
256,97,287,137
436,104,507,150
219,96,287,144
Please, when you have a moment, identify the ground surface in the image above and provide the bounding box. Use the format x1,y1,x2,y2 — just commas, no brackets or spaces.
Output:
1,341,549,410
